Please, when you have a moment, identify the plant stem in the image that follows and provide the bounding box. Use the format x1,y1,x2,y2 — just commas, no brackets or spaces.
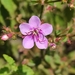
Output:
40,5,44,19
47,0,61,3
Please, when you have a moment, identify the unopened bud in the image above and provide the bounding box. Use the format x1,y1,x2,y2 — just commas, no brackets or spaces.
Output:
55,37,61,42
50,43,56,49
70,4,74,8
1,34,9,41
46,5,52,10
7,33,13,38
67,39,71,44
22,59,29,64
46,5,54,12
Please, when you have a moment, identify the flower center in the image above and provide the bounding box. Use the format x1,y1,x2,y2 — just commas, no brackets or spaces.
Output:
32,28,45,43
26,28,45,43
32,28,39,35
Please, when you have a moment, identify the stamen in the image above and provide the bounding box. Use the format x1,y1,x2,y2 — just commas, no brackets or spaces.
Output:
36,31,46,44
25,27,46,44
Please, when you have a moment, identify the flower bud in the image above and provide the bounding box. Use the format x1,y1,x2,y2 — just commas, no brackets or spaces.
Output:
50,43,56,49
1,34,9,41
7,33,13,38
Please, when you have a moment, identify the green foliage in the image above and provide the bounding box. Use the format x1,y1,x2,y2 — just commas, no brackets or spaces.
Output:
3,54,15,65
1,0,17,16
0,54,34,75
55,30,62,36
0,67,9,75
54,53,62,64
15,65,34,75
45,55,56,69
62,36,68,42
0,15,5,25
68,51,75,61
0,0,75,75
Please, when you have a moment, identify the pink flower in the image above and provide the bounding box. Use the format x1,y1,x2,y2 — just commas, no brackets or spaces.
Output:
19,16,53,49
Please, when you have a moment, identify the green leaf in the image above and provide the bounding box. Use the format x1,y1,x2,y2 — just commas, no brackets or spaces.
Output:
0,67,9,75
55,30,61,36
1,0,17,16
3,54,15,65
62,36,68,43
22,65,34,75
68,51,75,61
0,15,5,25
31,1,38,3
68,28,73,33
55,15,65,27
0,72,9,75
45,55,56,69
53,2,63,9
17,65,34,75
27,60,35,67
31,0,38,2
11,65,18,71
45,55,52,64
54,53,62,64
69,67,75,74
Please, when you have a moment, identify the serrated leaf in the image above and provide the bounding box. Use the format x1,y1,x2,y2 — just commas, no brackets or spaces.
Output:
1,0,17,16
3,54,15,65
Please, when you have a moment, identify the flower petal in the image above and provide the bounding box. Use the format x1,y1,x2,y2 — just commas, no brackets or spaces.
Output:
29,16,41,28
35,35,48,49
19,23,30,35
23,36,34,49
40,23,53,36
